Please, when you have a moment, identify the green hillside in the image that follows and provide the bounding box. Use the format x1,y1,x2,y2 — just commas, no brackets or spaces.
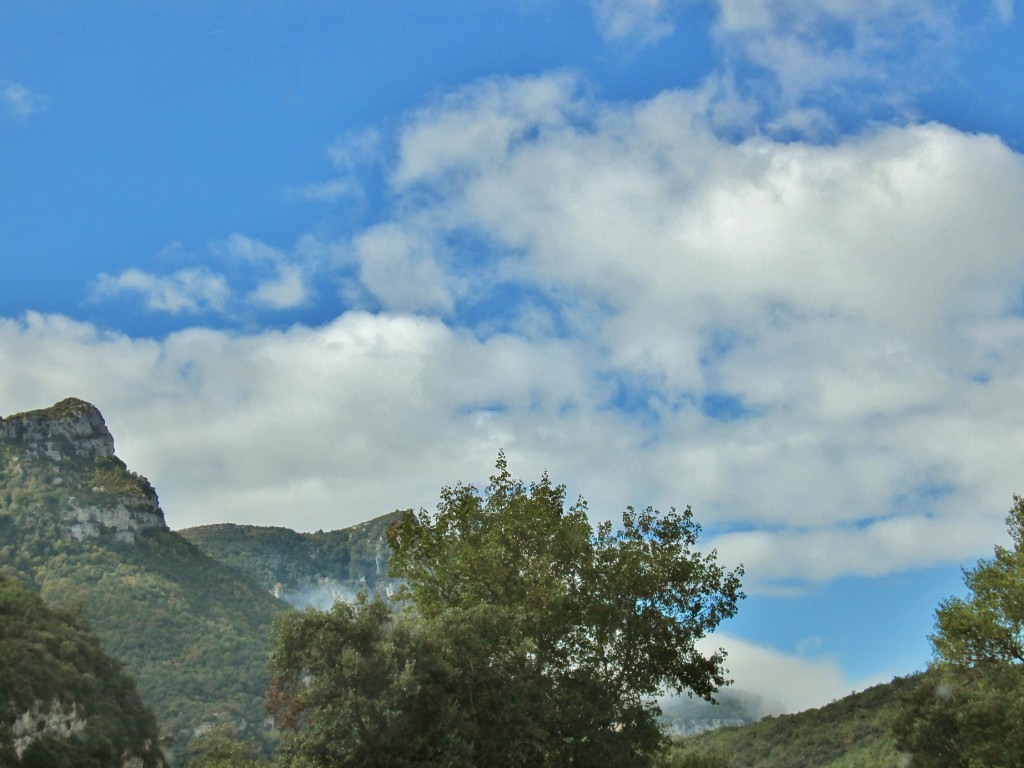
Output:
663,674,923,767
0,572,165,767
0,399,288,761
179,513,399,607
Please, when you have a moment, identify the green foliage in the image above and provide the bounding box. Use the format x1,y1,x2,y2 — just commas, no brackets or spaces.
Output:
268,597,485,767
187,724,268,768
268,453,743,767
894,495,1024,766
0,573,164,767
666,675,919,768
931,494,1024,666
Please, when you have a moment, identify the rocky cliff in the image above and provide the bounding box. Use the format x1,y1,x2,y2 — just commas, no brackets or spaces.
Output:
1,397,116,461
0,398,286,762
0,397,167,545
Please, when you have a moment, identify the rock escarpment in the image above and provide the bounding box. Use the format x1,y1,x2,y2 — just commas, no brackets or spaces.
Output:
0,397,167,544
0,398,287,759
0,397,115,461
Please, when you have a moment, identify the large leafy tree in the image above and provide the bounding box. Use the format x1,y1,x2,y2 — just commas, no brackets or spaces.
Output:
392,453,743,765
266,454,743,767
894,495,1024,766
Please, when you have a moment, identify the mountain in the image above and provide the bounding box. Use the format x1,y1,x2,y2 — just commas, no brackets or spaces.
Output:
0,398,288,762
659,689,785,738
179,513,399,609
664,673,923,767
0,572,165,768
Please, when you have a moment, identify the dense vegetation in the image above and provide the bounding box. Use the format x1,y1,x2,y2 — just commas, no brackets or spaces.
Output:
0,400,288,761
892,495,1024,766
179,514,398,606
0,572,164,767
9,400,1024,767
264,454,743,767
665,674,921,767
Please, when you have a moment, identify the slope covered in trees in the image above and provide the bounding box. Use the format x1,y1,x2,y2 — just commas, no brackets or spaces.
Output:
179,513,398,607
0,399,288,760
665,673,922,767
0,572,165,767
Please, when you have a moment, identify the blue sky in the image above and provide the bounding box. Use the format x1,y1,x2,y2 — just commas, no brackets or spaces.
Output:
3,0,1024,712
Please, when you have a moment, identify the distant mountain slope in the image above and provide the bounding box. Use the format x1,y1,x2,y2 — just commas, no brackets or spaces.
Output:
659,688,785,738
0,572,165,768
0,398,288,761
666,673,922,767
180,513,399,608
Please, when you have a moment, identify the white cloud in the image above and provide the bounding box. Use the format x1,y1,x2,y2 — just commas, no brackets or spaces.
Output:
0,311,605,533
213,233,286,265
290,178,363,203
328,126,382,170
334,74,1024,583
351,224,455,313
247,263,309,310
91,267,230,314
24,72,1024,591
94,235,321,316
1,80,49,118
700,634,876,713
590,0,676,45
392,73,581,189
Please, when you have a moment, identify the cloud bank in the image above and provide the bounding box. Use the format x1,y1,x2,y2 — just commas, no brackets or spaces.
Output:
5,70,1024,595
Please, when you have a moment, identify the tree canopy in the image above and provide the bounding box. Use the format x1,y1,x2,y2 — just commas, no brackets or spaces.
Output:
894,495,1024,766
266,453,743,767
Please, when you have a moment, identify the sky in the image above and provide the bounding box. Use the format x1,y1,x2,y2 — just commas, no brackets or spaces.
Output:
2,0,1024,714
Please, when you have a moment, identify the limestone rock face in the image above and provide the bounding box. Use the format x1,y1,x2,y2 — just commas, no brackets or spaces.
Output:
0,398,168,542
0,397,116,461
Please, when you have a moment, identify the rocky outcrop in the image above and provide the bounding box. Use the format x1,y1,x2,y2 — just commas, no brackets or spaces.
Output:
11,699,87,759
69,499,166,544
0,397,116,461
0,398,168,542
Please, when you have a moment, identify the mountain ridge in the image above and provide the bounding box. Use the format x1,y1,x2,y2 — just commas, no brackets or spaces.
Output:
0,398,287,762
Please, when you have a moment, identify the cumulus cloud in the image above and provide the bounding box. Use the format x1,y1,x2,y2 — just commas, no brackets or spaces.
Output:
0,311,605,530
20,70,1024,592
1,79,49,118
93,234,318,315
700,634,873,713
337,73,1024,584
351,224,455,313
91,267,230,314
590,0,676,46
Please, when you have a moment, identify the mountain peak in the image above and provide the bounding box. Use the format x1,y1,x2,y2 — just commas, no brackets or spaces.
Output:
1,397,115,461
1,398,167,543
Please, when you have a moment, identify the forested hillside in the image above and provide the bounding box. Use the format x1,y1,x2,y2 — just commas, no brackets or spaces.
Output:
0,572,165,767
180,513,398,607
665,674,923,767
0,399,288,761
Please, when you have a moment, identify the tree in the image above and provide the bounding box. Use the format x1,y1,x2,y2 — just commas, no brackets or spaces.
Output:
266,454,743,767
388,452,744,765
931,494,1024,667
894,495,1024,766
187,724,266,768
